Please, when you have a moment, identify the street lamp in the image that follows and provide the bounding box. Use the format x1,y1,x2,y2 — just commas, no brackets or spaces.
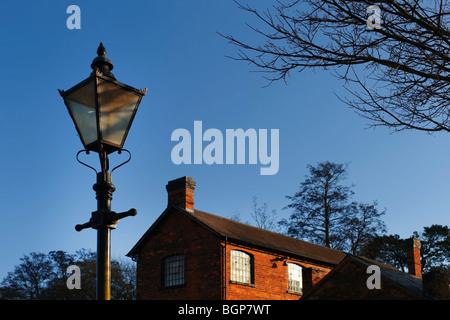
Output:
59,43,147,300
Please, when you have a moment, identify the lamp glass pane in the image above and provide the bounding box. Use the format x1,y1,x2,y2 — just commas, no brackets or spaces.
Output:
65,80,98,146
97,79,141,147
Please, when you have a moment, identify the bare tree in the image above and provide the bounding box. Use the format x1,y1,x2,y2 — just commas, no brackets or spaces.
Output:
221,0,450,132
342,201,387,254
1,252,53,300
251,196,279,232
1,249,137,300
228,210,247,223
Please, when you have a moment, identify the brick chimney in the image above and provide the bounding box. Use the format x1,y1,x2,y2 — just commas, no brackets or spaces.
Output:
406,238,422,278
302,267,328,294
166,176,196,212
422,269,450,300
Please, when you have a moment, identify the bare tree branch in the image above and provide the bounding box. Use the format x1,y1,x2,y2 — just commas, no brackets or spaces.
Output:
221,0,450,132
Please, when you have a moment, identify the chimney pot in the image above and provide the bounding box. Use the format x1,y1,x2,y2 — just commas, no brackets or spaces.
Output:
166,176,196,212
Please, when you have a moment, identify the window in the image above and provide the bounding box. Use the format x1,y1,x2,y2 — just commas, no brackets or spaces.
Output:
163,255,184,287
287,263,302,294
230,250,253,284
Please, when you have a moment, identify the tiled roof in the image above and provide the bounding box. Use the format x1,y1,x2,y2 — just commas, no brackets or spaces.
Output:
192,209,346,265
351,256,425,298
128,206,346,266
301,254,428,300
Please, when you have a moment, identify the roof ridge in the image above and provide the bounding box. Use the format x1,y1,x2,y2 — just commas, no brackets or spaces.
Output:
194,208,285,234
352,255,401,271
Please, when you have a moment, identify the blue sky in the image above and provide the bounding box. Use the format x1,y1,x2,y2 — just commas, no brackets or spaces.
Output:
0,1,448,280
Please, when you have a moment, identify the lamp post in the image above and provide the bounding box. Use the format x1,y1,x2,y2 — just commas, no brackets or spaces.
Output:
59,43,147,300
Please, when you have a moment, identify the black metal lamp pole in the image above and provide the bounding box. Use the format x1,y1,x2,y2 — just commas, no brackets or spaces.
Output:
60,43,146,300
75,153,137,300
94,168,114,300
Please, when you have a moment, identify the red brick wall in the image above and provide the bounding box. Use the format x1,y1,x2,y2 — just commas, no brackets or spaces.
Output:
224,243,332,300
136,208,222,300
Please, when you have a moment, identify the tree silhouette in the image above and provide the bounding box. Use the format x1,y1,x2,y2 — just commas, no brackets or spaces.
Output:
222,0,450,133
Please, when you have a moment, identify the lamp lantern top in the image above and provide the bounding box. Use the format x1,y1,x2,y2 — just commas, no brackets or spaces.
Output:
59,42,147,156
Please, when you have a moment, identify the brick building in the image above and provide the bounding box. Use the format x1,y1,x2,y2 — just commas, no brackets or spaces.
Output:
127,176,449,300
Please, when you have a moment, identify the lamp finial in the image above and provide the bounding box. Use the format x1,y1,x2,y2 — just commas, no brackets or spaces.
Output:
91,42,115,77
97,42,106,56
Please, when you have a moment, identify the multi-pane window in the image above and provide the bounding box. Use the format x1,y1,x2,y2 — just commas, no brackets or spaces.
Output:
230,250,252,284
287,263,302,294
163,255,184,287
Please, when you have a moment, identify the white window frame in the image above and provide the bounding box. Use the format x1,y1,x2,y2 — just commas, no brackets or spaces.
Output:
230,250,252,284
287,263,303,294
